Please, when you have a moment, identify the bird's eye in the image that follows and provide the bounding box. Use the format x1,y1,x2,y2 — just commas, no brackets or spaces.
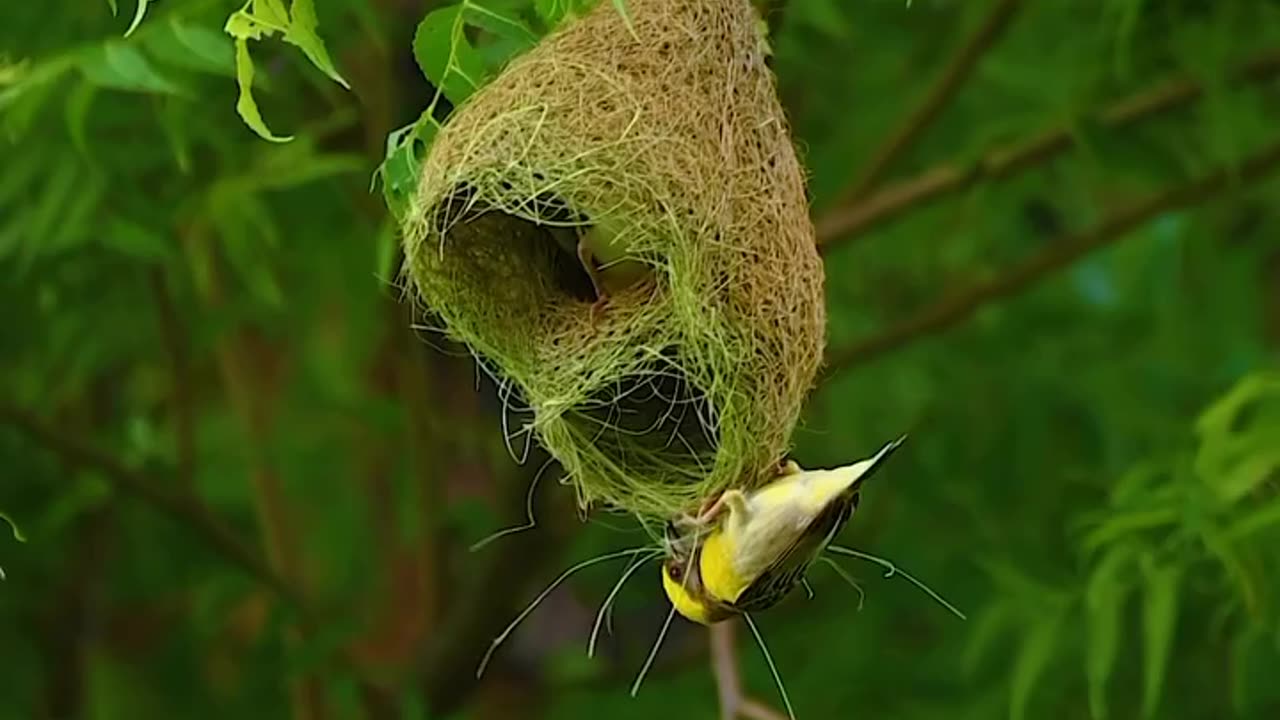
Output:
668,563,683,581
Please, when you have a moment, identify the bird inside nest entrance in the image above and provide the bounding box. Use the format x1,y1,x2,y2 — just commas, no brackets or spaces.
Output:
546,211,655,324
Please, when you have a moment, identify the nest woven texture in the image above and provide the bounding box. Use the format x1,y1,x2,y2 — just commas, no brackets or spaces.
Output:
403,0,825,520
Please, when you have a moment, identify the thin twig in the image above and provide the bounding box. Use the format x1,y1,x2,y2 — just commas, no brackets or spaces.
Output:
711,621,742,720
0,400,303,609
149,268,196,488
186,229,329,719
0,401,404,705
710,622,789,720
816,48,1280,247
741,699,790,720
820,138,1280,379
418,444,574,717
397,300,445,633
837,0,1023,203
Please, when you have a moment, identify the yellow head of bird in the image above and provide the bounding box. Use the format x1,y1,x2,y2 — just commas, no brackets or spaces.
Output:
661,556,717,625
661,518,742,625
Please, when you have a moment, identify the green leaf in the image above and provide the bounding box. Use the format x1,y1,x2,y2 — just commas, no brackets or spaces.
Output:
1010,616,1061,720
243,144,364,191
103,218,171,260
284,0,350,89
533,0,594,28
45,174,104,253
464,1,539,47
1140,559,1180,718
534,0,565,26
1230,626,1272,715
247,0,292,30
1084,547,1133,720
962,603,1012,676
107,0,118,16
1082,507,1179,555
1194,372,1280,503
148,18,236,76
231,37,293,142
975,558,1069,603
1202,528,1262,618
78,43,184,95
27,159,79,253
610,0,639,40
124,0,150,37
376,114,438,222
1107,0,1145,80
413,4,488,105
211,193,284,307
158,96,194,173
34,474,112,538
64,80,98,156
1225,497,1280,541
224,0,347,141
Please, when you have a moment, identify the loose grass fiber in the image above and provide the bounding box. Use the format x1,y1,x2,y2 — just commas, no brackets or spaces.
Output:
402,0,825,520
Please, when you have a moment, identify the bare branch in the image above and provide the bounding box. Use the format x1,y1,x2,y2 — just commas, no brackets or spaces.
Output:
835,0,1024,203
149,268,196,488
710,621,790,720
817,49,1280,247
712,621,743,720
418,444,574,717
821,138,1280,379
740,699,790,720
0,400,303,609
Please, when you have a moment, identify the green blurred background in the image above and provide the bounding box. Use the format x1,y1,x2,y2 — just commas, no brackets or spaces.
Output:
3,1,1280,718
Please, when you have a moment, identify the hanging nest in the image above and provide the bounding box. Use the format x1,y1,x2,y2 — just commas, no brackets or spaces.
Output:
401,0,825,520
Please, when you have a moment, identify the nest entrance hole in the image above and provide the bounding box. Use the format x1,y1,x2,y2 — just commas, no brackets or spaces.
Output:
434,184,610,309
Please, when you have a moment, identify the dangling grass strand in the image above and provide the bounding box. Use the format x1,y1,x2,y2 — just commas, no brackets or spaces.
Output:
800,576,815,600
826,545,966,620
589,549,662,657
742,613,796,720
629,604,676,697
477,547,652,678
818,556,864,611
469,456,556,552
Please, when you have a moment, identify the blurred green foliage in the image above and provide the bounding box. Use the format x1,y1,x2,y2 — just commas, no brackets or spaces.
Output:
2,0,1279,719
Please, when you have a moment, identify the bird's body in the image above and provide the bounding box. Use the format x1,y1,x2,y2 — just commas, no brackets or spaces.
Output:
662,437,906,625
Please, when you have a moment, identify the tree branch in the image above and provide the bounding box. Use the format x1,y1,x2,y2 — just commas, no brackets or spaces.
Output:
816,48,1280,247
821,138,1280,379
1,399,401,709
418,444,574,717
835,0,1023,204
0,400,303,609
149,267,196,489
710,621,788,720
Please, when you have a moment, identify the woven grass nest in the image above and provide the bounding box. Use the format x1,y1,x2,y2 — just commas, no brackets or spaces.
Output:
402,0,825,520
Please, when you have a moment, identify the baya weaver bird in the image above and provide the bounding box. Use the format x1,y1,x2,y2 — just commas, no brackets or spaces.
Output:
661,436,909,625
473,436,961,719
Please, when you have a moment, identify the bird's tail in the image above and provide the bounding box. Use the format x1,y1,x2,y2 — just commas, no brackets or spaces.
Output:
843,434,908,496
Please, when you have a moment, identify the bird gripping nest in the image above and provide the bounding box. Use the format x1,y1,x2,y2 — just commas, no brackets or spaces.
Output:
401,0,825,521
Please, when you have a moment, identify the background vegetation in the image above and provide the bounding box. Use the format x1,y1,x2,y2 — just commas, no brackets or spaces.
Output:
2,0,1279,718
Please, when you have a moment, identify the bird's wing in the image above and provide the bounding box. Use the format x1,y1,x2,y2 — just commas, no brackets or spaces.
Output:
730,494,857,612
